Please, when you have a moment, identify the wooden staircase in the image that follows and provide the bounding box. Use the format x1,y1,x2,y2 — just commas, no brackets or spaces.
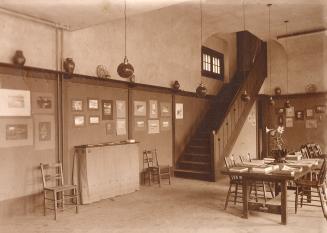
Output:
174,31,267,181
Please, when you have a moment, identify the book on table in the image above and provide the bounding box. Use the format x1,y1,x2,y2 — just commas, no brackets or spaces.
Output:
250,165,278,173
228,167,249,173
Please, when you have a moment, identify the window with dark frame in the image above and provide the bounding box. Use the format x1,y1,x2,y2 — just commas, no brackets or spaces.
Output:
201,46,224,80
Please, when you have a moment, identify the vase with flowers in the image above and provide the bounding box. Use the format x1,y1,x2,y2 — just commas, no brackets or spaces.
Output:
266,126,287,163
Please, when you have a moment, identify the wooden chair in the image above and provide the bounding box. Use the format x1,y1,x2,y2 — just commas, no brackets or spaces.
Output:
224,156,243,209
40,163,79,220
143,149,171,186
300,145,310,159
295,158,327,219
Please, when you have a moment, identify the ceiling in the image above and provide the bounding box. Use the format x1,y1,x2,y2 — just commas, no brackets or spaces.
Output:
0,0,326,39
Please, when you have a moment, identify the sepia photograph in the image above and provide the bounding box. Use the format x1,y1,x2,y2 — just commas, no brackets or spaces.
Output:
0,0,326,232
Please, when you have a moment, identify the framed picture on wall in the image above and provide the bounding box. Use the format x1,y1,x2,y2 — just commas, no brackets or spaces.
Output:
73,115,85,127
134,101,146,116
89,115,100,124
0,118,33,147
306,108,314,118
295,111,304,120
160,118,171,131
134,119,146,131
160,102,171,117
0,89,31,116
276,108,284,115
88,98,99,110
285,117,293,128
315,105,326,113
149,100,158,119
32,92,54,114
285,106,295,117
148,120,160,134
305,119,317,129
34,115,55,150
116,118,127,135
71,99,83,112
102,100,113,120
116,100,126,118
175,103,183,119
105,122,115,136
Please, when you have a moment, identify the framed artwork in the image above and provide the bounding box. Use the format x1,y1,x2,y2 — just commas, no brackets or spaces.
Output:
175,103,183,119
116,100,126,118
116,119,126,135
285,117,293,128
134,101,146,116
285,106,295,117
149,100,158,118
0,89,31,116
306,108,314,118
73,115,85,127
0,118,33,147
160,118,171,131
315,105,326,113
105,122,115,136
160,102,171,117
276,108,284,114
32,92,54,114
88,98,99,110
71,99,83,112
89,115,100,124
34,115,55,150
295,111,304,120
278,115,283,125
134,119,146,131
102,100,113,120
305,119,317,129
148,120,160,134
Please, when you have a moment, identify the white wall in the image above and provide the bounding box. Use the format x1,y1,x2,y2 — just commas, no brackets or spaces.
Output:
261,33,327,95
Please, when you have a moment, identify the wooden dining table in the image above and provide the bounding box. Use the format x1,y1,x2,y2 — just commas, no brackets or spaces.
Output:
221,162,314,225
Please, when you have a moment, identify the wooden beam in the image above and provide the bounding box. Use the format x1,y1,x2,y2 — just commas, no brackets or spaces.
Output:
277,28,326,40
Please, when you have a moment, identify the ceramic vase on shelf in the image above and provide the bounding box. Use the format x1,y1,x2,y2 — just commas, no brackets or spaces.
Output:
12,50,26,66
172,80,180,91
63,58,75,79
196,82,207,97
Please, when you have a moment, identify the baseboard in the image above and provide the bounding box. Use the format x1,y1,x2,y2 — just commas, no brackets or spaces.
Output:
0,193,43,218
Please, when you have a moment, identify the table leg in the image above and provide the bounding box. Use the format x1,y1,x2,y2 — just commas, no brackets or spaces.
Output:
242,178,249,219
281,180,288,225
275,181,280,196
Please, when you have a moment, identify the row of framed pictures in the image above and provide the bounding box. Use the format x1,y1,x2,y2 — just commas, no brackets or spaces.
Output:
0,115,55,149
71,99,126,120
276,105,326,120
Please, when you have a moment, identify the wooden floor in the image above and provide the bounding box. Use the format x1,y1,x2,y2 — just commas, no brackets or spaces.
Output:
0,178,326,233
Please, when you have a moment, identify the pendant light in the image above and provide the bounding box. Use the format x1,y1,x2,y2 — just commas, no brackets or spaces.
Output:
241,0,250,102
267,4,275,106
283,20,291,108
117,0,134,78
197,0,207,97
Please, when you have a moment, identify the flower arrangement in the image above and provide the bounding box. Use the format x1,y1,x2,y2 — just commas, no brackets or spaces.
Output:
266,126,287,162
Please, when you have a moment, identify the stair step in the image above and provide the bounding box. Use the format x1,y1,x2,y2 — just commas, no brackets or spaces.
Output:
174,169,212,181
186,145,210,153
179,160,210,171
183,153,210,162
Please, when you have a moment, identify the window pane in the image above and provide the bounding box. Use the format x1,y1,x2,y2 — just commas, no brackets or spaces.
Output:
218,67,220,74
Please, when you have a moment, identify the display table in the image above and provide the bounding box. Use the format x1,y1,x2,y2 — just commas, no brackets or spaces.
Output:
74,141,140,204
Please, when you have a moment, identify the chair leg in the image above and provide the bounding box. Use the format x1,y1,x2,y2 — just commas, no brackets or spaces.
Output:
43,191,46,216
54,191,57,220
168,168,171,185
300,187,304,208
254,182,258,202
224,184,232,210
262,181,267,203
74,188,79,214
268,182,275,198
158,172,161,187
295,186,298,214
318,187,327,218
234,183,238,205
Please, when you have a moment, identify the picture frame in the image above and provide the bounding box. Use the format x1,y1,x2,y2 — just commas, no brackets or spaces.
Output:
116,118,126,135
160,102,171,117
32,92,54,114
134,101,146,116
89,115,100,124
73,115,85,127
306,108,314,118
285,106,295,117
34,115,55,150
305,119,317,129
276,107,284,115
0,118,33,147
160,118,171,131
285,117,293,128
0,89,31,116
105,122,115,136
71,99,83,112
315,105,326,113
149,100,158,119
295,111,304,120
102,100,113,120
175,103,183,119
88,98,99,110
148,120,160,134
116,100,126,118
134,119,146,131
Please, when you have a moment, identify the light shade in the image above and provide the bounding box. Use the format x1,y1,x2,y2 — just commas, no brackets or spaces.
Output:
117,57,134,78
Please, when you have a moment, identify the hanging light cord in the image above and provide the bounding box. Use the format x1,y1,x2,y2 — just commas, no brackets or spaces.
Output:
268,4,272,95
200,0,203,47
124,0,127,59
285,20,289,96
242,0,246,31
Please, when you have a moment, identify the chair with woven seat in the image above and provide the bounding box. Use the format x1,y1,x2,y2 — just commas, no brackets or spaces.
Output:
40,163,79,220
295,158,327,219
143,149,171,187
